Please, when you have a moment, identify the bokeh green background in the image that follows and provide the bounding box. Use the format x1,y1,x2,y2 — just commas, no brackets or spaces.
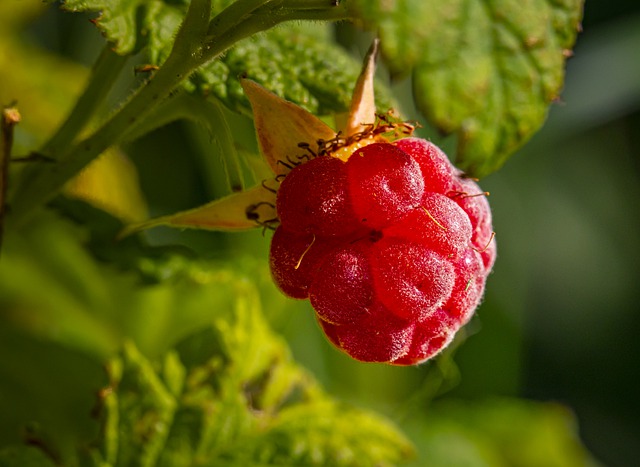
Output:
1,1,639,466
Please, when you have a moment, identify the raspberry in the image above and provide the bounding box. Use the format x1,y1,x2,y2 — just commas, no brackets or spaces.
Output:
393,309,455,366
270,138,495,364
451,178,496,271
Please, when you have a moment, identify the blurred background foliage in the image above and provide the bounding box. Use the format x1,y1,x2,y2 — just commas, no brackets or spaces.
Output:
1,0,639,466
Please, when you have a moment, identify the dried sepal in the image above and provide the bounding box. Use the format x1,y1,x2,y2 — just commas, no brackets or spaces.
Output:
343,39,379,138
240,79,336,176
119,185,276,237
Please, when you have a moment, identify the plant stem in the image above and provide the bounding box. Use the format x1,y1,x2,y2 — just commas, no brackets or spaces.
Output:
280,0,344,10
207,0,276,38
1,106,20,252
40,46,128,160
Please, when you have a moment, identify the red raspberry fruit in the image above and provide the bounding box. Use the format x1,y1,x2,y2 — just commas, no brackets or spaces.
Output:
270,138,495,365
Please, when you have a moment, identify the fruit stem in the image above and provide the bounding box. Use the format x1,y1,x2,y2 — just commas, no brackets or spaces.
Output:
206,0,274,38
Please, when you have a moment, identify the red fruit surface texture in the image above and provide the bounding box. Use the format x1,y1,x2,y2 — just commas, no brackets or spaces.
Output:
270,138,495,365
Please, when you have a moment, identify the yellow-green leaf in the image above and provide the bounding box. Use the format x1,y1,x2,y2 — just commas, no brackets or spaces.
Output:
64,147,148,223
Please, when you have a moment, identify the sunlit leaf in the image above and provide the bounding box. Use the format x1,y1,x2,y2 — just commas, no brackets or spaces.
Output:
109,341,177,466
65,147,148,223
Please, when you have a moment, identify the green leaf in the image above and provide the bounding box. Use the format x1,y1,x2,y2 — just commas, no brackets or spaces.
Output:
60,0,194,55
240,400,415,466
349,0,584,178
192,24,393,116
1,209,414,466
64,147,149,223
92,294,414,466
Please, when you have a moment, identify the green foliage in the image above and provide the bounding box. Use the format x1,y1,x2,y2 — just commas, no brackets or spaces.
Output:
60,0,197,55
7,0,584,221
0,446,56,467
348,0,584,177
411,399,598,467
0,1,602,466
94,335,414,466
0,211,413,466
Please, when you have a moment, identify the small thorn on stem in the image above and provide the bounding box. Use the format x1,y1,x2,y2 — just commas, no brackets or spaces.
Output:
134,64,160,74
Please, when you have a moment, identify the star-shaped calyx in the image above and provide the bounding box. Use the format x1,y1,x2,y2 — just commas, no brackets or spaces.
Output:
121,40,412,235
